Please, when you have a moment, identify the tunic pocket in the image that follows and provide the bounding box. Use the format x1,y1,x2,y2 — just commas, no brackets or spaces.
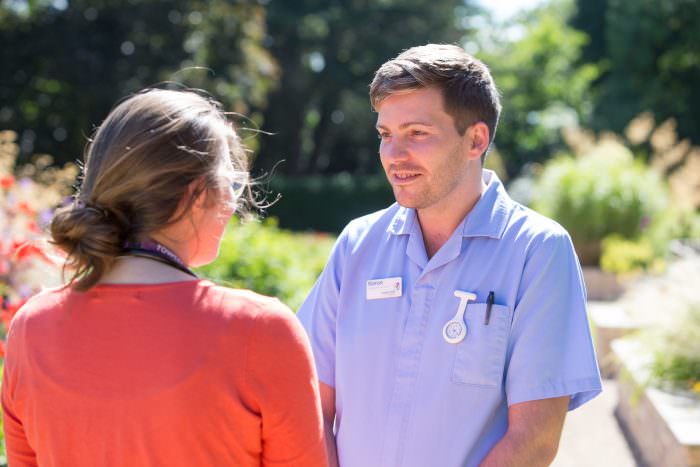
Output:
451,303,511,387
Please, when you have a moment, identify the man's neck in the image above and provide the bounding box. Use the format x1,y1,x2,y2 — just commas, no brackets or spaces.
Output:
417,176,486,259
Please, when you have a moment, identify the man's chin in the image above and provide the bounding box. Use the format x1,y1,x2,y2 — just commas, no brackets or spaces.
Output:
393,195,421,209
391,186,427,209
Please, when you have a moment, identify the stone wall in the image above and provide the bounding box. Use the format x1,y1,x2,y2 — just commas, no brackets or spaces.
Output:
614,340,700,467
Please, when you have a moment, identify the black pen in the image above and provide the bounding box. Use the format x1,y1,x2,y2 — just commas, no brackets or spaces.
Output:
484,291,494,325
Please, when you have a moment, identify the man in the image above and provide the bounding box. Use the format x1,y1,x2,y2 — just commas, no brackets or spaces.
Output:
297,44,602,467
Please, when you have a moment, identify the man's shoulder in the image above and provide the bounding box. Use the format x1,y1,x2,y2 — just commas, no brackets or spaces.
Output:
504,199,573,248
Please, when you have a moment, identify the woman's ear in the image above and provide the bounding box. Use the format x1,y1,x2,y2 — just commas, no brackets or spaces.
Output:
173,178,207,219
192,183,208,210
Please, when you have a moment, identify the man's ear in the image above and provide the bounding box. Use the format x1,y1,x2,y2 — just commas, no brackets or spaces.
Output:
464,122,490,161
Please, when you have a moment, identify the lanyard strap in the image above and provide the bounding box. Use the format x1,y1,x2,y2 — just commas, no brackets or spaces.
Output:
123,240,197,277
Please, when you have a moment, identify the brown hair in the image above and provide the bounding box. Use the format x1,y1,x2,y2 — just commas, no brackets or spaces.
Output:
370,43,501,157
50,88,252,291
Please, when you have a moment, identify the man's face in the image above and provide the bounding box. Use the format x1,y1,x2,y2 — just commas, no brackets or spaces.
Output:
376,87,472,213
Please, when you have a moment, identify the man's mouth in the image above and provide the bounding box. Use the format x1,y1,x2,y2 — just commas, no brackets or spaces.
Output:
390,171,422,184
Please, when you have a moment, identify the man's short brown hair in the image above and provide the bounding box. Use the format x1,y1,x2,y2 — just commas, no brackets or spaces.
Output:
370,44,501,148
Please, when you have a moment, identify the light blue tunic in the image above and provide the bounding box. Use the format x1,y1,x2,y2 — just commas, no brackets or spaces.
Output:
298,170,602,467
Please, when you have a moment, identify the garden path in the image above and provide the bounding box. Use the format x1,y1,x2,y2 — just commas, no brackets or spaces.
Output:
552,379,638,467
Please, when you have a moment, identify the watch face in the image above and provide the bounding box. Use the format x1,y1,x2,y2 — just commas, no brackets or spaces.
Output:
445,321,464,339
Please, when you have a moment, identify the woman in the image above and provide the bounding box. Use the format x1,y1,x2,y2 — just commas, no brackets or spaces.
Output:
1,88,328,467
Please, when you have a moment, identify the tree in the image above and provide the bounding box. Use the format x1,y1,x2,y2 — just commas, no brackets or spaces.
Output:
0,0,277,166
569,0,607,64
478,0,598,177
257,0,477,175
571,0,700,148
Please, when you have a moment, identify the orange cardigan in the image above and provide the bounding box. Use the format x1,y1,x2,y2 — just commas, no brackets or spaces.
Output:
2,280,327,467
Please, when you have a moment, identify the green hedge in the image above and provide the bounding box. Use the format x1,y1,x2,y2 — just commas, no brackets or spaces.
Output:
197,218,336,311
263,173,394,233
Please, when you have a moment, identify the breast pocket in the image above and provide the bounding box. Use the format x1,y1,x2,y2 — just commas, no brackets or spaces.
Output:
451,303,511,387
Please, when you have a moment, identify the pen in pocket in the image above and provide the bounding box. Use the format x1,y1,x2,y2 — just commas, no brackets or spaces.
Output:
484,291,494,325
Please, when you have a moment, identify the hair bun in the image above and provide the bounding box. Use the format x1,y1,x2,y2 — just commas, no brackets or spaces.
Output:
50,202,128,290
75,201,111,219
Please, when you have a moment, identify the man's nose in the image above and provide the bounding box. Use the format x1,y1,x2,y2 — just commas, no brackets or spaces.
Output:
381,137,409,162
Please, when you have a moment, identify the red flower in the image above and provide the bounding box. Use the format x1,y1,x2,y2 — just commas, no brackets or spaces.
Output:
3,297,28,319
0,174,14,191
18,201,36,217
1,311,10,332
11,240,57,265
1,297,28,336
12,241,41,261
27,220,41,233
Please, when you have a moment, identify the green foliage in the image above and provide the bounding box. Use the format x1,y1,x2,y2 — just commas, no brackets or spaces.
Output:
0,0,277,166
479,0,599,177
257,0,475,175
197,218,335,311
571,0,700,149
600,235,658,275
265,173,394,233
569,0,607,64
532,141,668,265
642,207,700,258
648,308,700,395
678,211,700,239
598,188,700,277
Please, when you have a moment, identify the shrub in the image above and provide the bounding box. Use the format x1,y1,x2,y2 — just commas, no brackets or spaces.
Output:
197,218,335,311
532,141,668,265
648,308,700,396
600,235,659,275
600,202,700,276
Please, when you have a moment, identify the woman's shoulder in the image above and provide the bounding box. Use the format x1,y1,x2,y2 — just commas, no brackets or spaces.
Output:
198,281,296,323
200,282,307,356
4,286,71,355
11,285,71,321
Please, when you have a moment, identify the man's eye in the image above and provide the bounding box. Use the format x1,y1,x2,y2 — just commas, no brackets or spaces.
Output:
411,130,426,137
378,133,390,139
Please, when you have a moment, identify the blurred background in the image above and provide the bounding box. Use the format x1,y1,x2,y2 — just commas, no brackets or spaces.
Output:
1,0,699,465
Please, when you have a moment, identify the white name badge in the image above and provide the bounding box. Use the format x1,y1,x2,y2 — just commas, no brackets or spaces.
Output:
366,277,402,300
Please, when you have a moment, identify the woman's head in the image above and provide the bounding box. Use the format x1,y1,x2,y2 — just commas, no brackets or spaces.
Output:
51,88,251,291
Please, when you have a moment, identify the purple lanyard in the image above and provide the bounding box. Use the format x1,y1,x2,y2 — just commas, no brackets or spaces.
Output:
123,240,197,277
